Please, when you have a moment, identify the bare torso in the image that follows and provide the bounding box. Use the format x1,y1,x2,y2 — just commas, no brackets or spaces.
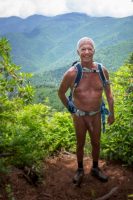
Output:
70,64,104,112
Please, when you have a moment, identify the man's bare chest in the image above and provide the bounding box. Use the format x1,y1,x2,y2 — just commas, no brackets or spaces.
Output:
75,72,103,92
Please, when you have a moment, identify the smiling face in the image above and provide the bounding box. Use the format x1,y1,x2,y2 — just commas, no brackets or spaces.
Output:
77,39,95,64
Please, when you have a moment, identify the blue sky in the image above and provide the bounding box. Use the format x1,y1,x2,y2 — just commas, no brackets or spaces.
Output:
0,0,133,18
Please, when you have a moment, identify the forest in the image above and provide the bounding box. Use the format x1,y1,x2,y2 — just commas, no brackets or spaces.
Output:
0,38,133,199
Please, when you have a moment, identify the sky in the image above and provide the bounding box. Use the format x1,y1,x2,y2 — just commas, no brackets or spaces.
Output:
0,0,133,18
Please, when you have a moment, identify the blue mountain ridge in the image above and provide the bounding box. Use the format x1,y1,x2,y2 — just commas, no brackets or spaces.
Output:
0,12,133,73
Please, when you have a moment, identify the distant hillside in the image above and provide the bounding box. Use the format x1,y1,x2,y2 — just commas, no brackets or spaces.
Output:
0,13,133,73
31,51,133,88
31,65,69,87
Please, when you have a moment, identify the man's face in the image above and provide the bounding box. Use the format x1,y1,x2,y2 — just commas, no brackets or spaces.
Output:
77,40,95,63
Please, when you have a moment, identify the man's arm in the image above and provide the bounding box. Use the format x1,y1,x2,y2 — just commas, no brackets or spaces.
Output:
58,67,76,110
103,68,115,125
58,71,70,108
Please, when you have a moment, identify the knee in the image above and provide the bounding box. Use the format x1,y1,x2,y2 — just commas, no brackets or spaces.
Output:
77,142,85,150
91,140,100,149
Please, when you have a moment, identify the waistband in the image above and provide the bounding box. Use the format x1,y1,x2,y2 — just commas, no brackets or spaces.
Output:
75,109,100,117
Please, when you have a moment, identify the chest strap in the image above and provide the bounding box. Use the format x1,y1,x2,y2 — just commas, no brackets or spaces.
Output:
82,67,99,73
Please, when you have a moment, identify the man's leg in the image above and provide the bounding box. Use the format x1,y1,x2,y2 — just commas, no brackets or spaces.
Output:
90,113,101,165
89,113,108,182
72,115,87,185
73,115,87,168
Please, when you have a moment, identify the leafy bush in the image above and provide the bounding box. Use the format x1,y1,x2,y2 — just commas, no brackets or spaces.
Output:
0,38,75,170
6,104,51,167
47,112,75,154
1,104,75,168
0,37,35,172
101,55,133,165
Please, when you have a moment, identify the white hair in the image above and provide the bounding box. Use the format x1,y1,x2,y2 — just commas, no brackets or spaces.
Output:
77,37,95,50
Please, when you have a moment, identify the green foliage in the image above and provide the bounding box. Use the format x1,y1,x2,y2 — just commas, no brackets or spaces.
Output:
5,184,15,200
95,40,133,71
46,112,75,154
1,103,75,168
3,103,51,167
33,85,65,111
0,37,34,171
0,37,34,104
0,159,10,174
0,38,75,171
101,54,133,165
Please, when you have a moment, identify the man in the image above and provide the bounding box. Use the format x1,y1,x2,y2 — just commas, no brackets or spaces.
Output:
58,37,115,185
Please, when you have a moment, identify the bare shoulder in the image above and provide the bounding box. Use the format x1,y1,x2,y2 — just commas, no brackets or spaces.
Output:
65,66,77,75
59,66,77,90
63,66,77,80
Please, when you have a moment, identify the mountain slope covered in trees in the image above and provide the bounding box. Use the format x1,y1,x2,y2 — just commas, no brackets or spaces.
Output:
0,13,133,72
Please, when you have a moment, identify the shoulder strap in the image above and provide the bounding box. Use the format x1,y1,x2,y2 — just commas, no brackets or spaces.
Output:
69,62,82,101
98,63,109,132
98,63,107,87
72,62,107,88
74,63,83,87
69,62,107,100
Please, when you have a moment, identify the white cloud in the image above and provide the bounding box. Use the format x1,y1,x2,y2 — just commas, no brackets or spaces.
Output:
33,0,68,16
0,0,132,18
0,0,68,18
66,0,133,17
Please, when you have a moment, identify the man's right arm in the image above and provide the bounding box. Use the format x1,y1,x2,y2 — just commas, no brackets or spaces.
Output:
58,68,76,113
58,71,69,108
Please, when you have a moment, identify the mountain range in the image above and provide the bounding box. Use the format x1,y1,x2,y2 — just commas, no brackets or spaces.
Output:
0,12,133,73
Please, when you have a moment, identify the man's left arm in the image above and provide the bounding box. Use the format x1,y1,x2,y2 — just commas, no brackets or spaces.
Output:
103,68,115,125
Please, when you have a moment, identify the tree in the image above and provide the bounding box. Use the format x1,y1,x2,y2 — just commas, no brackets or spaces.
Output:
0,37,34,104
0,38,34,171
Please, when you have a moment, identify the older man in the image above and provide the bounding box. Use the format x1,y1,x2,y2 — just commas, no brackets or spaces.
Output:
58,37,115,185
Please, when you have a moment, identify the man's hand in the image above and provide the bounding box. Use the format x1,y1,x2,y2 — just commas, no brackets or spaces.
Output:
67,99,77,114
107,114,115,125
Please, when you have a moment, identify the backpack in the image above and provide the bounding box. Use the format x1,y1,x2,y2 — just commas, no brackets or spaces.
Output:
69,61,109,132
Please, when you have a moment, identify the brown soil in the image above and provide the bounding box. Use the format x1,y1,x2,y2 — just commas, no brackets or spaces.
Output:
0,153,133,200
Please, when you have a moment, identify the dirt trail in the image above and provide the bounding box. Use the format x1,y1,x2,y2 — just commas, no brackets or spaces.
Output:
0,153,133,200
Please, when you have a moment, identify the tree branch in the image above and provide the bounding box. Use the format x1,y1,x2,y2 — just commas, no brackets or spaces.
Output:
95,187,118,200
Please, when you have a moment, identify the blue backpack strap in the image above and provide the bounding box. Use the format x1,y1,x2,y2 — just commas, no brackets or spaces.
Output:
98,63,107,87
69,62,83,101
72,60,79,66
97,63,109,132
74,63,83,87
100,100,109,133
